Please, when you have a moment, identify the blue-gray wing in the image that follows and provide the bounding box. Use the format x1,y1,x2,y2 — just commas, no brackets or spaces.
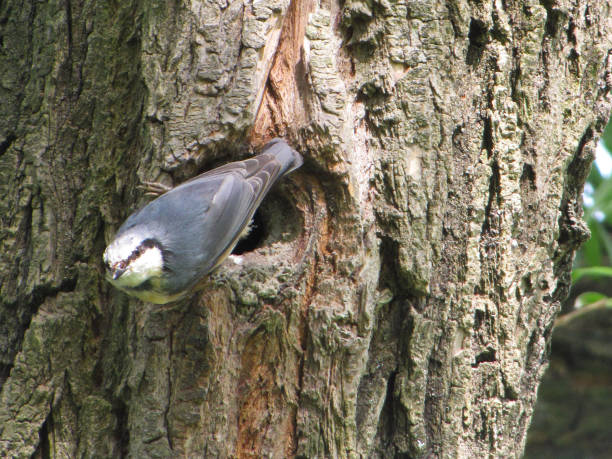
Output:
183,138,302,183
118,138,302,294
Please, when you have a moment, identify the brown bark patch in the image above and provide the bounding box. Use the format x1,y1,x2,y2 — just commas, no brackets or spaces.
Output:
236,320,284,457
250,0,316,145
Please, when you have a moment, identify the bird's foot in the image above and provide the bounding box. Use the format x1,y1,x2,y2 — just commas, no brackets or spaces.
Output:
139,181,173,197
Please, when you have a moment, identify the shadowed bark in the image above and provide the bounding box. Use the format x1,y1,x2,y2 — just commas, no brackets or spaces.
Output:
0,0,610,457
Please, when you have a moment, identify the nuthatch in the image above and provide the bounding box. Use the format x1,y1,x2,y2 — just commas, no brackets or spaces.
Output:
103,138,302,303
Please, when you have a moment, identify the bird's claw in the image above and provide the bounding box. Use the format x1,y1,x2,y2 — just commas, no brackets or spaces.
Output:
139,181,173,197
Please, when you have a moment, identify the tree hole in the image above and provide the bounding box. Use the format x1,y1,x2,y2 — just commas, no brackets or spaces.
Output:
232,210,266,255
230,184,303,256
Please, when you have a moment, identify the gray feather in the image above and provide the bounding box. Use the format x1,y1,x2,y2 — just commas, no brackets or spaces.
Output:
115,138,302,296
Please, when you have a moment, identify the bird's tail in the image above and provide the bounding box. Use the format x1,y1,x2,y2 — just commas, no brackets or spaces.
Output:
188,138,302,184
261,138,303,177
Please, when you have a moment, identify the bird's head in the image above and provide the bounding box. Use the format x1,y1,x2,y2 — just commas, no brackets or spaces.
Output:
103,232,164,288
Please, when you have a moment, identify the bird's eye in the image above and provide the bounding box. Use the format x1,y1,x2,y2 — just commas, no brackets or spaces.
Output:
118,261,126,270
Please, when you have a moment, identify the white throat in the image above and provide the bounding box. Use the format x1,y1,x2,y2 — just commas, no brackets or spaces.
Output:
112,246,164,288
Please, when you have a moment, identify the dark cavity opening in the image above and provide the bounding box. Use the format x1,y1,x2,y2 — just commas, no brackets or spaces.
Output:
472,347,497,367
230,184,303,256
466,18,488,66
0,133,15,157
232,210,266,255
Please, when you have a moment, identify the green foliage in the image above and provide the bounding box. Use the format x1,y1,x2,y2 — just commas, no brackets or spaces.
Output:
573,122,612,308
600,118,612,153
574,291,612,308
578,165,612,267
572,265,612,283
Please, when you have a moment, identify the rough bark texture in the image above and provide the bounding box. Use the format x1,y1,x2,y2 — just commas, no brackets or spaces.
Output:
0,0,610,457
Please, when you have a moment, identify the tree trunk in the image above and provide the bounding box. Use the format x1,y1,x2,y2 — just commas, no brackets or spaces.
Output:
0,0,610,457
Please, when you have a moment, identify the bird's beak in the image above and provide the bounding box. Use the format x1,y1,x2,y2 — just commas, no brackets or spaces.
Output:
113,268,125,280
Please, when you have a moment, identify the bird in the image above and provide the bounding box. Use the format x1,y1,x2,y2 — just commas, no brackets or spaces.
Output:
103,138,303,304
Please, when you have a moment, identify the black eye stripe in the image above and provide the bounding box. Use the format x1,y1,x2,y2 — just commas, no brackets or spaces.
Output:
122,238,163,267
142,239,157,248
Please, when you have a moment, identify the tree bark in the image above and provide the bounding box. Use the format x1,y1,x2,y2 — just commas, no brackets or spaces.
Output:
0,0,610,457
